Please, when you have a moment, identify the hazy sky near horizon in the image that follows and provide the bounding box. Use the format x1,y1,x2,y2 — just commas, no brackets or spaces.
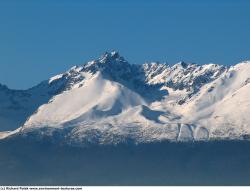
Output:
0,0,250,89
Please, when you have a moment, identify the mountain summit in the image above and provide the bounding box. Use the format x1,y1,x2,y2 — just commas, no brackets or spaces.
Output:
0,52,250,144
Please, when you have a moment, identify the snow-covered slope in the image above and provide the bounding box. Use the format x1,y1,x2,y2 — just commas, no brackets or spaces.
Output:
0,66,87,132
0,51,250,144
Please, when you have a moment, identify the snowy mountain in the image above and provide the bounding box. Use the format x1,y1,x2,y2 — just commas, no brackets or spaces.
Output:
0,51,250,144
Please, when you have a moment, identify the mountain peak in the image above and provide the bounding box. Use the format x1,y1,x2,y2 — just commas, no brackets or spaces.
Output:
82,51,130,76
99,51,127,64
1,53,250,144
173,61,193,69
179,61,188,68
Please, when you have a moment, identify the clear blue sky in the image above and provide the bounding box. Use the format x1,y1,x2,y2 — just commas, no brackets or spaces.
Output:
0,0,250,89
